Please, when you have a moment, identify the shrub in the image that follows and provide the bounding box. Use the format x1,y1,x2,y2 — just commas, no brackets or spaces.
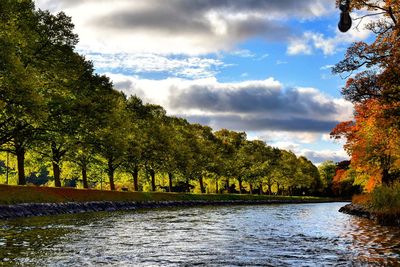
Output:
370,181,400,212
352,193,371,205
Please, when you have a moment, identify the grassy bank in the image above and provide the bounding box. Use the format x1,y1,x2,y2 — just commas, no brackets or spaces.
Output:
0,184,330,205
351,182,400,225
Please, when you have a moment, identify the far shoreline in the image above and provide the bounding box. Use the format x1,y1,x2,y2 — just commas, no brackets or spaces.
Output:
0,184,344,220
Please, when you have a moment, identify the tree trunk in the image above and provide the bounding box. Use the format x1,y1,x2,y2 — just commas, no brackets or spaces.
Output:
150,169,156,191
238,177,243,194
381,168,391,185
51,142,62,187
52,161,61,187
5,152,9,185
225,178,230,193
267,183,272,195
259,182,263,195
215,179,219,194
168,172,173,192
249,183,253,194
16,146,26,185
82,165,88,189
199,176,205,194
132,166,139,191
108,170,115,191
186,176,190,193
108,160,115,190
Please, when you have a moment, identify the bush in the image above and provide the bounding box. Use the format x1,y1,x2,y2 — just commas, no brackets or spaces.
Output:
370,181,400,212
352,193,371,205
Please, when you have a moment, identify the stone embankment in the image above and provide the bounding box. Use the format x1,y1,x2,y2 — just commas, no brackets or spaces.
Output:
339,203,400,226
0,199,328,220
339,203,374,219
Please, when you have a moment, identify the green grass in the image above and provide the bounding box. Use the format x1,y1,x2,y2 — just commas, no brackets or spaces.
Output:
0,184,329,205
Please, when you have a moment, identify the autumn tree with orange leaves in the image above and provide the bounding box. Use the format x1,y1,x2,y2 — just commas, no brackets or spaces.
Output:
331,99,400,186
332,0,400,187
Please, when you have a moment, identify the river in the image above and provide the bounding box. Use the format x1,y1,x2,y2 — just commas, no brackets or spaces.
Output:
0,202,399,266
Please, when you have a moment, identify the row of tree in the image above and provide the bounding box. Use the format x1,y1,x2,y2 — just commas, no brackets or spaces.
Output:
0,0,327,195
331,0,400,191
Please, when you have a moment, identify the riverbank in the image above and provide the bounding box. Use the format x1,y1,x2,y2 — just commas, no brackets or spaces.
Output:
339,203,400,226
0,184,337,219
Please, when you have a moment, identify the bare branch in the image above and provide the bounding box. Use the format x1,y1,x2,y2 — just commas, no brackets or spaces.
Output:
353,12,387,21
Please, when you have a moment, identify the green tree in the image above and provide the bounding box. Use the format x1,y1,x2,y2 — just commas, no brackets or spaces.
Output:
121,95,149,191
140,104,169,191
93,89,128,191
0,1,58,185
68,72,119,189
214,129,247,193
318,160,336,194
297,156,321,195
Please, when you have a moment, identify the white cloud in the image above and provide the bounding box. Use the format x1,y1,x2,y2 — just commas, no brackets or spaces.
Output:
287,39,313,55
256,53,270,61
321,133,332,141
86,53,227,79
107,73,353,130
256,131,349,164
299,149,349,164
287,10,378,56
287,31,339,56
276,60,288,65
231,49,256,58
258,131,320,145
320,64,335,70
35,0,334,55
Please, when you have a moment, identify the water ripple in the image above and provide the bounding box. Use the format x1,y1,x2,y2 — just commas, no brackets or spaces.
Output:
0,203,399,266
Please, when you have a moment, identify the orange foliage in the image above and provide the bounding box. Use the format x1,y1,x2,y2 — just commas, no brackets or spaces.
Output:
352,194,372,205
331,99,400,189
365,176,380,193
333,169,347,183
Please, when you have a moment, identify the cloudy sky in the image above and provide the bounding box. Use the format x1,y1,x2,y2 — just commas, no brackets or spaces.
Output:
35,0,374,165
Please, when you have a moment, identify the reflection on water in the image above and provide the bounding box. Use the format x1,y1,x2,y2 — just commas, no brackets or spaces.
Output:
0,203,399,266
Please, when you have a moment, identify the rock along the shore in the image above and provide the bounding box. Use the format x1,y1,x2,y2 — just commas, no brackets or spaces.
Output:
339,203,400,227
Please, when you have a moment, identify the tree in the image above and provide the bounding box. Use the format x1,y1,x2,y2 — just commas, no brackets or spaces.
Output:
296,156,321,195
189,124,220,193
0,0,46,185
93,89,128,191
140,104,169,191
318,160,337,194
68,71,119,189
333,0,400,106
331,99,400,185
162,117,193,192
121,96,146,191
263,148,281,195
238,140,273,194
277,150,299,195
214,129,247,193
332,0,400,188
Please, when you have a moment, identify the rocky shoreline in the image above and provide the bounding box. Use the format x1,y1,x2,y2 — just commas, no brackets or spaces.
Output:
0,199,332,220
339,203,400,226
339,203,374,219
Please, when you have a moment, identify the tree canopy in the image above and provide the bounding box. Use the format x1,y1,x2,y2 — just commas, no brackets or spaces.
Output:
332,0,400,190
0,0,328,196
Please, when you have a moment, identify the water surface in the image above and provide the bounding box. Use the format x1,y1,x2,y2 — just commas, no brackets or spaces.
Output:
1,202,399,266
